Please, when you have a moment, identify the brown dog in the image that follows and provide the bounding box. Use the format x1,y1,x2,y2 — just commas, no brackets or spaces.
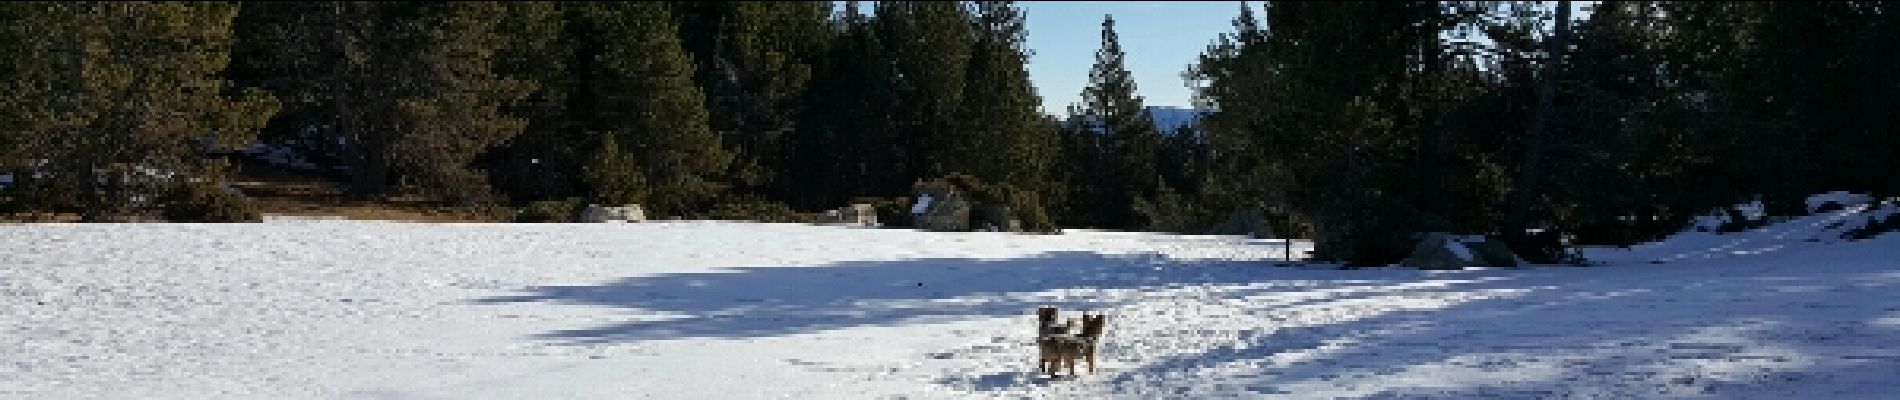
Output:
1036,308,1109,377
1035,306,1068,375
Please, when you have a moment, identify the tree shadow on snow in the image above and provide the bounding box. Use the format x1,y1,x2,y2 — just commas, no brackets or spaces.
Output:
945,265,1900,397
471,251,1380,343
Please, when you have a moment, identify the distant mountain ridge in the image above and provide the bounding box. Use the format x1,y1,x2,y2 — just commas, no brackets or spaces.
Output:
1147,106,1207,134
1057,105,1210,135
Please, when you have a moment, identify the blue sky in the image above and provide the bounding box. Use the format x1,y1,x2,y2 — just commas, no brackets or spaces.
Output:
1019,1,1249,113
835,1,1594,115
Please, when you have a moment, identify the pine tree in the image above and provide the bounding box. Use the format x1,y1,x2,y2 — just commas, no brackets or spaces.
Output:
476,1,572,204
230,2,535,206
670,1,833,203
384,2,538,205
584,134,647,205
5,2,279,220
951,1,1050,187
951,1,1059,227
574,2,732,216
876,1,975,181
1075,14,1163,229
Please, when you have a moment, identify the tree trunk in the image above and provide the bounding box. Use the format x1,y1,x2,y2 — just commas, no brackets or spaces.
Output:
1504,0,1571,262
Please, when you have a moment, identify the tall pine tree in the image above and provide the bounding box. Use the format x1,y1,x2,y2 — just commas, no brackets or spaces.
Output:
573,2,732,216
1071,15,1162,230
5,2,278,220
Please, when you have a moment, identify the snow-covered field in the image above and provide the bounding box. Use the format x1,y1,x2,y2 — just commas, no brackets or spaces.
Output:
4,212,1898,399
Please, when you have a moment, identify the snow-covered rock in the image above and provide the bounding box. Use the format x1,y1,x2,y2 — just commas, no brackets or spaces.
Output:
1807,191,1872,213
577,204,645,223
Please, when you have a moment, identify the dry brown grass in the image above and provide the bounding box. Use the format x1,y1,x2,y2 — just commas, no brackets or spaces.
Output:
249,197,507,223
0,212,84,223
0,158,513,224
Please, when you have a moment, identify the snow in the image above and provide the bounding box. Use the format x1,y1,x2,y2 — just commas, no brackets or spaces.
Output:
1736,200,1766,221
911,195,934,215
1444,240,1475,262
3,218,1898,399
1806,191,1872,213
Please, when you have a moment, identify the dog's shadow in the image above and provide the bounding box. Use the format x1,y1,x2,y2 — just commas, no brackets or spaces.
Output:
964,371,1079,388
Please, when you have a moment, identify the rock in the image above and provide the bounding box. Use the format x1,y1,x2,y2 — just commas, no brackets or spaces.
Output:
818,203,879,227
1404,232,1518,270
578,204,645,223
915,195,972,231
979,204,1021,232
845,203,878,227
1807,191,1872,214
911,180,976,232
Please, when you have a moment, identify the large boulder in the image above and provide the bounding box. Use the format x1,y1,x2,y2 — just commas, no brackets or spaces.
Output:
914,195,972,231
911,179,977,232
578,204,645,223
1404,232,1518,270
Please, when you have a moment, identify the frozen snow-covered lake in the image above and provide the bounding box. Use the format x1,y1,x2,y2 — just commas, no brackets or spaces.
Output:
3,216,1898,399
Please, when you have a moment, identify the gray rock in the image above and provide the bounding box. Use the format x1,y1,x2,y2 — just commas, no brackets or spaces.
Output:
1404,232,1518,270
578,204,645,223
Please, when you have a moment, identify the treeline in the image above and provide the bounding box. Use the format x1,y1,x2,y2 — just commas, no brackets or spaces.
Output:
3,2,1897,266
1168,1,1900,264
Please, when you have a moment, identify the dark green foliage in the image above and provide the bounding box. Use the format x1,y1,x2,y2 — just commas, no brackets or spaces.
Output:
16,0,1897,248
5,2,278,221
573,2,733,216
1059,15,1164,231
670,1,833,203
230,1,530,206
861,197,915,229
705,196,811,223
513,197,586,223
912,173,1055,234
583,134,648,206
1133,183,1220,235
951,1,1056,195
161,182,261,223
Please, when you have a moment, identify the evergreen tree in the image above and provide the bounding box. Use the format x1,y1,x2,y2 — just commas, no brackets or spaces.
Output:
384,2,538,205
670,1,832,202
574,2,732,216
583,134,647,205
875,1,975,181
230,1,534,206
795,1,901,208
951,1,1059,225
4,2,278,220
951,1,1053,189
1075,14,1162,229
477,1,573,204
1187,2,1296,235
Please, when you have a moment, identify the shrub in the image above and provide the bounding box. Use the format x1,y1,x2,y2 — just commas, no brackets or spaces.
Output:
707,197,808,223
1004,189,1058,234
1134,184,1220,235
918,173,1059,234
514,197,585,223
161,182,261,222
865,197,914,228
